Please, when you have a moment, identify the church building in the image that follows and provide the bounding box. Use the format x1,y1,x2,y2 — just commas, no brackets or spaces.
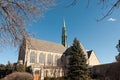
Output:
18,20,99,80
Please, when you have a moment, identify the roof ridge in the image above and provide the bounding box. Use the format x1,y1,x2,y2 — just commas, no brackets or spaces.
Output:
29,37,65,46
26,37,67,53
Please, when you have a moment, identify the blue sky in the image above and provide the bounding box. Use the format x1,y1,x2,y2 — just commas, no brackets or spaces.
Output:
0,0,120,64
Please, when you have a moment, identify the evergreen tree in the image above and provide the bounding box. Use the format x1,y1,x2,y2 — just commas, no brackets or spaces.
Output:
67,38,89,80
5,61,13,75
16,64,26,72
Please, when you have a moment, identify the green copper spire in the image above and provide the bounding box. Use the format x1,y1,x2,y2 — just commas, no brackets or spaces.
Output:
62,19,68,47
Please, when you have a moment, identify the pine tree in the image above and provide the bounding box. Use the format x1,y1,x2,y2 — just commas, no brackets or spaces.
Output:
67,38,89,80
16,64,26,72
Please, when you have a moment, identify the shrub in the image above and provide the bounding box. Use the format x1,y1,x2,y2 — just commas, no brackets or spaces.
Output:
44,77,65,80
1,72,33,80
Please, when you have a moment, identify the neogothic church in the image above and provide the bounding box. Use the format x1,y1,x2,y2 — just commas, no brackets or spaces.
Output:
18,20,99,80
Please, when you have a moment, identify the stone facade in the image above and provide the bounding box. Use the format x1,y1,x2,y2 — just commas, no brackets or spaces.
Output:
18,38,66,80
18,37,100,80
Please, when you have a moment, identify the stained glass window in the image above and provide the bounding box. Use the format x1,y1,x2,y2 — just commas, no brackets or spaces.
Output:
55,55,59,65
30,52,36,63
35,70,39,74
47,54,52,65
39,53,45,64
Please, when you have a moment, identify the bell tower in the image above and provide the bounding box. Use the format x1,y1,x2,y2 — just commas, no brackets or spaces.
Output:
62,19,68,47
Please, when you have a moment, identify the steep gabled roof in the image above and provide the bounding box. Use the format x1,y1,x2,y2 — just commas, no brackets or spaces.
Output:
87,50,100,65
25,38,67,53
63,43,88,59
64,49,97,59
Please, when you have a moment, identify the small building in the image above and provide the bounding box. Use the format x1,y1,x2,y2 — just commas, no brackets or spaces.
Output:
92,62,120,80
91,40,120,80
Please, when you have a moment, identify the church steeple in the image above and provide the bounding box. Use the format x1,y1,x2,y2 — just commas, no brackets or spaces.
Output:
62,19,68,47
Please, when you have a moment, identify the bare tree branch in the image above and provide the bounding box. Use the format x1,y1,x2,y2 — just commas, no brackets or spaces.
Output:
69,0,120,21
97,0,120,21
65,0,77,7
0,0,55,47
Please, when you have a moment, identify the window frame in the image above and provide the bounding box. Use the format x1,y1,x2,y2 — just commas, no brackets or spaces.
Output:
39,53,45,64
47,54,52,65
30,51,36,63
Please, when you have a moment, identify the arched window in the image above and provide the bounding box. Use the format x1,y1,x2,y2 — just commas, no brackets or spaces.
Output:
30,52,36,63
55,55,59,65
35,70,39,74
39,53,45,64
47,54,52,65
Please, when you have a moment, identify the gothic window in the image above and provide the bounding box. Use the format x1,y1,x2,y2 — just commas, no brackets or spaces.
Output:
30,52,36,63
39,53,45,64
55,55,59,65
47,54,52,65
35,70,39,74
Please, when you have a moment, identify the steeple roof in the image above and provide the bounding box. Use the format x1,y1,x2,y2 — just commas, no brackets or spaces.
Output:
62,19,68,47
63,19,66,27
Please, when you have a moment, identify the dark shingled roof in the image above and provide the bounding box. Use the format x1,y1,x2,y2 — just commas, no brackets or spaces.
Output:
64,49,93,59
26,38,67,54
63,47,72,56
87,50,93,58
